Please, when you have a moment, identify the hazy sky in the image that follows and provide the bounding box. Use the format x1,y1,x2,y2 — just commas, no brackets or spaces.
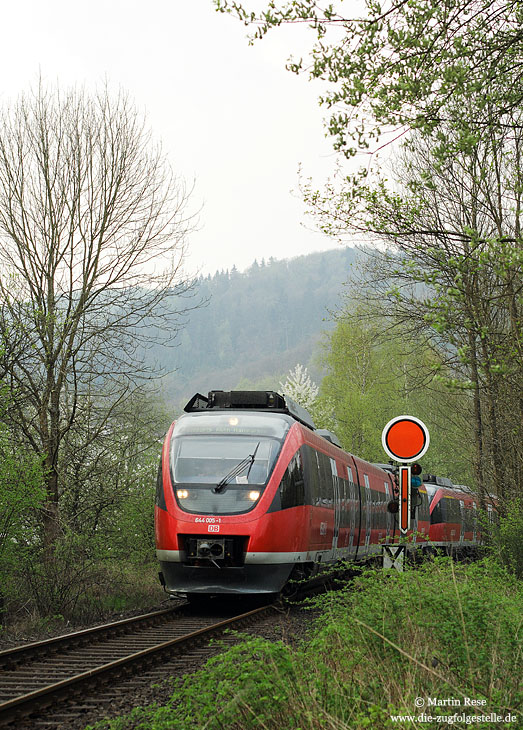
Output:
0,1,345,276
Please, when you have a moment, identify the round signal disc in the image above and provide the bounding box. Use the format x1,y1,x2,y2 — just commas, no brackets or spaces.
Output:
382,416,430,462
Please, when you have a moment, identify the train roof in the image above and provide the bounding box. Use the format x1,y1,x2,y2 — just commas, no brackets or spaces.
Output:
183,390,346,453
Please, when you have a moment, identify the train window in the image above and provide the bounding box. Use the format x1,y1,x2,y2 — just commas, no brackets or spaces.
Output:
379,490,387,530
462,503,471,532
344,477,358,528
362,475,370,519
280,449,305,510
384,481,391,533
171,436,278,485
155,457,166,510
318,451,333,504
447,497,461,523
430,498,443,524
471,502,477,532
436,496,460,523
303,446,334,507
303,447,320,505
424,485,438,507
169,431,284,515
339,478,347,527
376,489,385,530
418,491,430,524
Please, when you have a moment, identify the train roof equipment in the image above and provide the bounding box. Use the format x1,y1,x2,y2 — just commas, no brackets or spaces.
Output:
373,462,397,474
422,474,453,488
315,429,342,448
183,390,316,431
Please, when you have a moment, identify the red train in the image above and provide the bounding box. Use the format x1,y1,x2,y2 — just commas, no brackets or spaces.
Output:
155,391,485,599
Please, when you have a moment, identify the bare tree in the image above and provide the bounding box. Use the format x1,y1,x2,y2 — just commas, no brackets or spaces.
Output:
0,82,195,548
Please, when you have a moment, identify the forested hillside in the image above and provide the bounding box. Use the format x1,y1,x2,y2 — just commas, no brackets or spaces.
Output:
158,247,359,409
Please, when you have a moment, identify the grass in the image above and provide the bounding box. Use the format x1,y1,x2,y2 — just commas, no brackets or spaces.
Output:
85,556,522,730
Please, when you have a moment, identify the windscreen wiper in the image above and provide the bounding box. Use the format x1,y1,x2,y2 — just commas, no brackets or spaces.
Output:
213,442,260,494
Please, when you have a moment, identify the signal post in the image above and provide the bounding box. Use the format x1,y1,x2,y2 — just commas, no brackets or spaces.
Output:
381,416,430,571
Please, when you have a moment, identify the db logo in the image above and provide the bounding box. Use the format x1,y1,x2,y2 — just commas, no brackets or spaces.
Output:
208,524,220,533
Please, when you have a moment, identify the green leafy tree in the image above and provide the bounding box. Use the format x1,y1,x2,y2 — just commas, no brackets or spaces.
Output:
215,1,523,155
0,385,45,620
0,424,44,563
317,316,401,459
310,121,523,503
4,389,167,622
316,310,475,479
58,389,168,542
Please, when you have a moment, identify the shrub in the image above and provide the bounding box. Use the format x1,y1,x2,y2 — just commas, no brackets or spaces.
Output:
488,499,523,578
304,558,522,723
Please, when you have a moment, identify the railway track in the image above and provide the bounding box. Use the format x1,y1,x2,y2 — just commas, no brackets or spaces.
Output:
0,601,278,728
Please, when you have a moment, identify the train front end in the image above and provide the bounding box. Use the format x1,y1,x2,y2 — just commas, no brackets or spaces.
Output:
155,391,307,597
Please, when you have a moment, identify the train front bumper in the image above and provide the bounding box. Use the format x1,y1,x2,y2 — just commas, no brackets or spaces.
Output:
157,550,294,595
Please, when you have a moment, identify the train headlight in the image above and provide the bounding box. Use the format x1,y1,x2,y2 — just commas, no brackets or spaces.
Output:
198,541,211,556
248,490,260,502
228,417,239,426
177,489,189,499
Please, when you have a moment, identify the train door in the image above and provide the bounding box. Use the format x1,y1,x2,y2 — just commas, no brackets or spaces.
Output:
380,482,390,542
411,493,418,544
363,474,371,553
330,458,340,554
472,501,477,542
459,500,465,544
347,466,357,553
350,457,364,559
417,490,430,542
384,481,391,541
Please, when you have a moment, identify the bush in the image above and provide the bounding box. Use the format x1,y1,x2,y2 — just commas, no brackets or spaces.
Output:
488,499,523,578
4,533,163,632
304,558,521,724
0,423,45,626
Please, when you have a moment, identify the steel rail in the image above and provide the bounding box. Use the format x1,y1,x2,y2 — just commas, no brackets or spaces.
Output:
0,604,188,669
0,604,276,727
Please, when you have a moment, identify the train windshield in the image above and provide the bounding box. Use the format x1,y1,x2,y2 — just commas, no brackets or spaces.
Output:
169,412,291,514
